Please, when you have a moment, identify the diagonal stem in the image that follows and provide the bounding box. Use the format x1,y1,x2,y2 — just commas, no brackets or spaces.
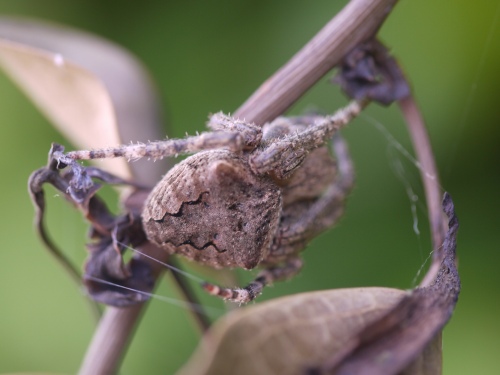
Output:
398,96,448,287
235,0,398,122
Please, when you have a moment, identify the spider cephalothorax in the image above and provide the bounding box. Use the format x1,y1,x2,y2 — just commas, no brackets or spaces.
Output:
49,100,365,303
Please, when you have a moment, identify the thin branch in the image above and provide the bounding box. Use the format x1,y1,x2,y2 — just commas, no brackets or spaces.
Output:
236,0,398,122
78,303,144,375
398,96,447,287
79,1,399,374
78,243,167,375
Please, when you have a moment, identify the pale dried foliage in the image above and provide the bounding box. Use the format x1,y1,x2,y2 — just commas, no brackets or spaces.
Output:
0,17,167,183
0,38,128,178
178,288,409,375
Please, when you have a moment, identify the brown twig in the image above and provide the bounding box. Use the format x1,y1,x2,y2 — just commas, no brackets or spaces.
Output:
235,0,398,121
398,96,447,287
78,242,166,375
78,1,399,374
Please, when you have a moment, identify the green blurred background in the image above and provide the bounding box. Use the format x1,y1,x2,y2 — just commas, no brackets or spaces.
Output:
0,1,498,374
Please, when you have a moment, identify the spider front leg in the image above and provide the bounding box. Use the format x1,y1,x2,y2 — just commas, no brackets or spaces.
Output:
207,112,262,149
55,113,262,166
269,134,355,259
202,257,303,303
55,131,245,166
51,114,263,192
249,99,366,178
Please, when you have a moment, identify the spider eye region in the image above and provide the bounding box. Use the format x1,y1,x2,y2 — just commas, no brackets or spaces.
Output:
142,150,282,269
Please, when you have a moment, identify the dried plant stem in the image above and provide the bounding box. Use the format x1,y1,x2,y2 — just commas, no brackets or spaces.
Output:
79,304,144,375
236,0,398,122
79,245,212,375
79,243,167,375
79,1,399,374
321,68,457,375
398,96,447,287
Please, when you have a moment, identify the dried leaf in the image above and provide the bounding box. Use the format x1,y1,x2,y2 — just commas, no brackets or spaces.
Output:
28,144,155,307
333,39,410,105
0,37,129,178
399,333,442,375
177,287,407,375
0,17,167,183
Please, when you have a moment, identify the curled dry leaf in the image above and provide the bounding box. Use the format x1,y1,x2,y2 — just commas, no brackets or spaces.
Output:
333,39,410,105
0,17,166,182
177,287,407,375
0,37,128,179
28,144,155,307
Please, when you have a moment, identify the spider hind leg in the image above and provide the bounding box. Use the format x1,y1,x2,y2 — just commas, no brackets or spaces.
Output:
202,257,303,303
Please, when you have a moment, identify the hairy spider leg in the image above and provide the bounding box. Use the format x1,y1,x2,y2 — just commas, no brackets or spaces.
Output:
202,257,303,303
266,134,355,262
249,99,367,178
207,112,262,149
56,131,246,165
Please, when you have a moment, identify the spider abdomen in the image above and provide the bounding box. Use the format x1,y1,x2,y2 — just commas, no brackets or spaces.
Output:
142,150,282,269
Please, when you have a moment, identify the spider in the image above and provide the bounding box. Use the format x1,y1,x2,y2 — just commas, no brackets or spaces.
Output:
52,99,366,303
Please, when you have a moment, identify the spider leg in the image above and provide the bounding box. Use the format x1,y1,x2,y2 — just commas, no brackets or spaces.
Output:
267,134,354,263
207,112,262,149
249,99,367,179
202,257,303,303
54,130,246,166
59,111,263,165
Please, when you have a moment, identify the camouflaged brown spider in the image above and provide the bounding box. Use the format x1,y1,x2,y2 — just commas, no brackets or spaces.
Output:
53,100,366,303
